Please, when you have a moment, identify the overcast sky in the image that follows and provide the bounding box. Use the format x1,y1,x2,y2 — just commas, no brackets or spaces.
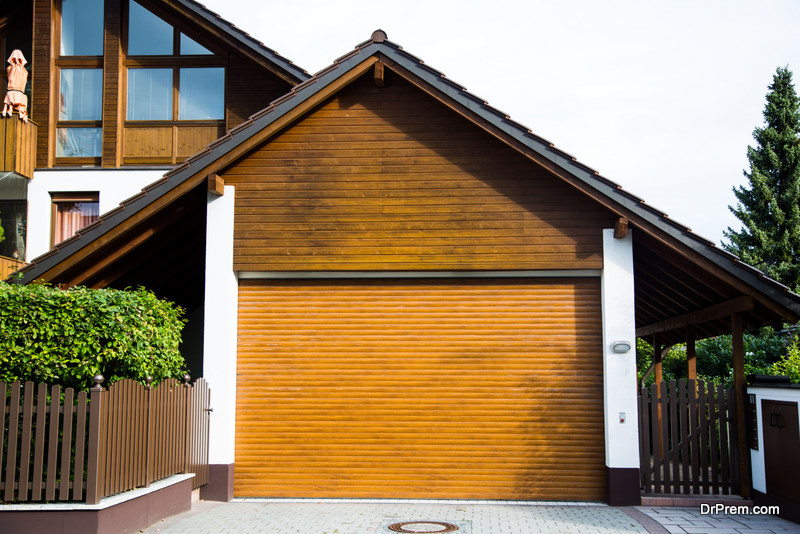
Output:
201,0,800,244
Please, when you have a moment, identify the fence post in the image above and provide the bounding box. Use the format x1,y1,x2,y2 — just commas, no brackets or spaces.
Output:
183,374,191,476
85,375,105,505
145,376,153,487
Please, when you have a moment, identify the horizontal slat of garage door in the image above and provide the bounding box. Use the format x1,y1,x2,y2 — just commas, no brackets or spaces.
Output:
236,278,605,500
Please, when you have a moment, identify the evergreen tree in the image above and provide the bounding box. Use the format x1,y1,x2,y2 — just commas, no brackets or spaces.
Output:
724,67,800,291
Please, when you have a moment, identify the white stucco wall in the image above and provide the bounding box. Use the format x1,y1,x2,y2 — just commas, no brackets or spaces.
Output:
747,386,800,493
26,168,168,261
203,186,238,465
601,228,640,469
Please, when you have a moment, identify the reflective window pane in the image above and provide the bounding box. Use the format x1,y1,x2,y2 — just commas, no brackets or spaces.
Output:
0,199,27,260
61,0,104,55
128,0,173,55
179,68,224,120
180,33,212,55
127,68,172,120
59,69,102,120
56,127,102,157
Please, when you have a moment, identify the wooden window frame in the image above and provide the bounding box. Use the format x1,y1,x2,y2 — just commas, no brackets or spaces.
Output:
50,191,100,247
123,0,226,124
54,0,104,166
121,0,227,165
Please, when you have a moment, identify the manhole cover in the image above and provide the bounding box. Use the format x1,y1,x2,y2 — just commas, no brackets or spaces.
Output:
388,521,459,533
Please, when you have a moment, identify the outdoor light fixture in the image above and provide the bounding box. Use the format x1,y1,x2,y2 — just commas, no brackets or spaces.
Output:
611,340,632,353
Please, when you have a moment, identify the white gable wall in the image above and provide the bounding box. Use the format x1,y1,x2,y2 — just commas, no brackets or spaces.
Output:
26,168,168,261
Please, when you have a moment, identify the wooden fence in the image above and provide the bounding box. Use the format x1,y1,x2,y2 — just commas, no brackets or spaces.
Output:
0,377,210,504
639,379,739,496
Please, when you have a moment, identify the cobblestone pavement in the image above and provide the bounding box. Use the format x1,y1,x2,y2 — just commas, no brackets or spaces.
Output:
139,500,800,534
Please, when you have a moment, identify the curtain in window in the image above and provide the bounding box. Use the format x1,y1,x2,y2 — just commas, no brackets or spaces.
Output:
54,201,99,245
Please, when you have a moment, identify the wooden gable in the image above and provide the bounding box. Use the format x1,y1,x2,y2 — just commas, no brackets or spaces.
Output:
222,69,617,271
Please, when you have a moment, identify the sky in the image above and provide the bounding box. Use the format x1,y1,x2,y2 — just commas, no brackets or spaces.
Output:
200,0,800,244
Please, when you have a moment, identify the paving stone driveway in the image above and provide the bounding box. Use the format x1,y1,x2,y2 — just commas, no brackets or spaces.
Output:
139,500,800,534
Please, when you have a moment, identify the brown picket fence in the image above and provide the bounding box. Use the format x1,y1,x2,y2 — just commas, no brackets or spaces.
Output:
638,379,740,496
0,377,210,504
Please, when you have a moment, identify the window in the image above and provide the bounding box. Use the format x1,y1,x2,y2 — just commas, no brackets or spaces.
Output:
60,0,104,55
51,193,99,246
127,68,172,120
0,200,27,260
179,68,224,120
127,0,172,55
57,0,104,162
57,68,103,158
125,1,224,122
180,34,212,56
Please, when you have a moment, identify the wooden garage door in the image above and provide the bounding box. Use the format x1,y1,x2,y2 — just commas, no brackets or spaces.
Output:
236,278,605,500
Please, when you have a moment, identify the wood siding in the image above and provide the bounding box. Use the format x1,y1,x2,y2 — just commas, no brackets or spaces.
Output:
226,54,292,130
32,0,52,168
235,278,606,499
224,73,616,271
101,0,121,167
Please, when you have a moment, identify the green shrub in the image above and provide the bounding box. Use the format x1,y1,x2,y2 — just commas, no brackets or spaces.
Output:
771,336,800,383
0,282,186,390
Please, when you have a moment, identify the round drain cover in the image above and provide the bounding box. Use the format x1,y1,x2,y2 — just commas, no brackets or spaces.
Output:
388,521,459,533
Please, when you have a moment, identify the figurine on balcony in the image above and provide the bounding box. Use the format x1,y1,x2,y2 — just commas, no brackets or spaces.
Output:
2,50,28,122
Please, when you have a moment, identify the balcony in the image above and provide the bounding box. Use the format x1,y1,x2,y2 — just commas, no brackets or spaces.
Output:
0,115,37,180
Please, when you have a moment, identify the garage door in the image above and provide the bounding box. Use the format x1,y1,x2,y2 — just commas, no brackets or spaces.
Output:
235,278,605,500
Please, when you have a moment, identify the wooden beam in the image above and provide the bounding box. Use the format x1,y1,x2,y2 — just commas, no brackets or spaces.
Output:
373,62,385,88
732,312,750,498
614,216,628,239
208,173,224,196
636,296,754,337
653,335,663,386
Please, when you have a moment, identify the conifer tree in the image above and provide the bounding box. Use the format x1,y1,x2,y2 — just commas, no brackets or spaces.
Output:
724,67,800,291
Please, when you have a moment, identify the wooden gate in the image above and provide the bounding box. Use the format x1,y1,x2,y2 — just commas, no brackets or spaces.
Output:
638,379,740,495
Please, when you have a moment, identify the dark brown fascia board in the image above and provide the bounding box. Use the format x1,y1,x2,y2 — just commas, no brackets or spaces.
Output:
15,44,384,284
164,0,309,84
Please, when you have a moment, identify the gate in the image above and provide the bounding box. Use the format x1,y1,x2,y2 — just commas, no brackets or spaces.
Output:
638,379,740,495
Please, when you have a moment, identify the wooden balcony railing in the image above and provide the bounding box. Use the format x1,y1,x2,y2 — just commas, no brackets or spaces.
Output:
1,255,26,280
0,115,37,180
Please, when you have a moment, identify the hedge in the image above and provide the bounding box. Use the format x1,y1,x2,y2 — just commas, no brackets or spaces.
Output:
0,282,186,390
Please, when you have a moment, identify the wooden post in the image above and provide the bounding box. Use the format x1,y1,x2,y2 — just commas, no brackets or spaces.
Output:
687,325,697,380
653,335,663,386
653,335,664,458
85,375,105,504
731,312,750,498
145,376,153,487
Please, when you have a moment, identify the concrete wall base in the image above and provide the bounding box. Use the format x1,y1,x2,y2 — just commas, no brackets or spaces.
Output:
607,467,641,506
0,474,193,534
200,463,234,502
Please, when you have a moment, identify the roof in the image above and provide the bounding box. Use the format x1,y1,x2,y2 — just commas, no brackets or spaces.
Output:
166,0,309,83
14,29,800,336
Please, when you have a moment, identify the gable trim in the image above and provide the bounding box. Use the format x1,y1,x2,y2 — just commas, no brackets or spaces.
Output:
238,270,603,280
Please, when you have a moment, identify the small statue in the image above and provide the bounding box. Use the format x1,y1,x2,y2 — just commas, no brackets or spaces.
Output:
2,50,28,122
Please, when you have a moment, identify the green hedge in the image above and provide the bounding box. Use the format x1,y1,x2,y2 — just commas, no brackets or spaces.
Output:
0,282,186,390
